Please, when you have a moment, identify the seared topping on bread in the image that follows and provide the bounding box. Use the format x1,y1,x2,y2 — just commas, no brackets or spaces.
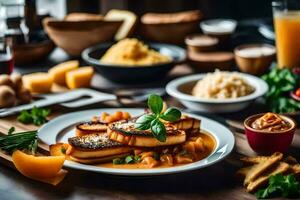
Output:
68,133,124,150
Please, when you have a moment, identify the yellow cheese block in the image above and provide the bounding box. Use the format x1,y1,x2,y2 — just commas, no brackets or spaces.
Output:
66,66,94,89
49,60,79,85
22,72,53,93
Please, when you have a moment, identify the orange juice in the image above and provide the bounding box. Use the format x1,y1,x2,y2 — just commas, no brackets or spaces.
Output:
274,11,300,68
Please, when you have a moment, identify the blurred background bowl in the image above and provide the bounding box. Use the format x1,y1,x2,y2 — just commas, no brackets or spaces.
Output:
13,39,55,65
234,43,276,75
187,51,234,72
82,42,186,84
140,10,202,44
43,18,122,56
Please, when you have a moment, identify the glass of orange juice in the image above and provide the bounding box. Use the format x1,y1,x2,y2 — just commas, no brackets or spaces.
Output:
273,0,300,68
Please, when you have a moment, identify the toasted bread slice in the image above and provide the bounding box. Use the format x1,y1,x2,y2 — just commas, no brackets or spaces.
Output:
244,152,283,186
68,133,132,158
241,152,283,165
108,119,186,147
104,9,137,40
168,116,200,135
69,153,129,164
289,164,300,177
247,162,289,193
75,121,107,136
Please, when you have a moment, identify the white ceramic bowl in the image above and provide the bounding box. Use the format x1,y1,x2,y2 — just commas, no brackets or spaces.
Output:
166,73,268,113
200,19,237,35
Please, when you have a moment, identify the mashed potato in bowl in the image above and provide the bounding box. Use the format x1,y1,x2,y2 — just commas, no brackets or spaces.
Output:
100,38,171,66
192,70,255,99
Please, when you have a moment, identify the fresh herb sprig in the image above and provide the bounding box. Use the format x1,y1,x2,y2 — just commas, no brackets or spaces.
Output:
0,127,38,154
262,68,300,113
255,174,300,199
113,155,141,165
135,94,181,142
17,106,51,126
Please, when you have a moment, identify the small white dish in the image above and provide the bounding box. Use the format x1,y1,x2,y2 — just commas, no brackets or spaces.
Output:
38,108,234,176
166,73,268,113
200,19,237,35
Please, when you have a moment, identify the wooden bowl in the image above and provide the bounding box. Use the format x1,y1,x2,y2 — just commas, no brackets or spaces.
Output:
13,39,55,65
234,44,276,75
140,10,202,44
188,51,234,72
43,18,122,56
185,34,219,53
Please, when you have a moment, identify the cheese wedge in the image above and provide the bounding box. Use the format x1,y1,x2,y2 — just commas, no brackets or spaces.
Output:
49,60,79,85
104,9,137,40
66,67,94,89
22,72,53,93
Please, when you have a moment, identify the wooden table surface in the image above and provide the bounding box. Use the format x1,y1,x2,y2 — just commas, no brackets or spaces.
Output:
0,48,299,200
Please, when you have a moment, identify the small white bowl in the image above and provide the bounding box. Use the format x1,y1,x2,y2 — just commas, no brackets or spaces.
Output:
200,19,237,35
166,73,268,113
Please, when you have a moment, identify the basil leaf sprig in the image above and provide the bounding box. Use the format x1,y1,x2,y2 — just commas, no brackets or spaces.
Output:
135,94,181,142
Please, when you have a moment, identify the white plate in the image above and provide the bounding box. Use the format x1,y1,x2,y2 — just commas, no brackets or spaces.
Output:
166,73,268,113
38,108,235,176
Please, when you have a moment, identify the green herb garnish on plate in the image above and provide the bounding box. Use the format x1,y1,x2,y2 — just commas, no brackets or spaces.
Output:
134,94,181,142
0,127,38,155
17,106,51,126
112,155,141,165
255,174,300,199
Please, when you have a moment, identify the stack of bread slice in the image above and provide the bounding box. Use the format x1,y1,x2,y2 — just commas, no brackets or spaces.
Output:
236,152,300,193
64,114,200,164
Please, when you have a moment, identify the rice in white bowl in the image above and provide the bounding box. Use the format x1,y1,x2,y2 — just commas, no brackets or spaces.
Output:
192,70,255,99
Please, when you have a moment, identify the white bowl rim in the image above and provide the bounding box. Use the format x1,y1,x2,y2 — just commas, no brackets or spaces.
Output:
200,19,237,34
166,72,268,104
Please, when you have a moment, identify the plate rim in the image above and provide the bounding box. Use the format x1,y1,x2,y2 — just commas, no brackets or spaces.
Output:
38,108,235,176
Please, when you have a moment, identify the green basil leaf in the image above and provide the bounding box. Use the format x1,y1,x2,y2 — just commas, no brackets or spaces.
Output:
135,114,156,130
148,94,163,114
150,119,166,142
160,107,181,122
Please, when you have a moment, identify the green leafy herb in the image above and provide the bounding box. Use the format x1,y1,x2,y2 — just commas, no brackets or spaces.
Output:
17,106,51,126
148,94,163,115
153,152,160,161
112,155,141,165
134,155,141,163
0,128,38,154
8,127,15,135
160,108,182,122
255,174,300,199
112,158,125,165
135,94,181,142
125,155,134,164
61,146,66,154
262,68,300,113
